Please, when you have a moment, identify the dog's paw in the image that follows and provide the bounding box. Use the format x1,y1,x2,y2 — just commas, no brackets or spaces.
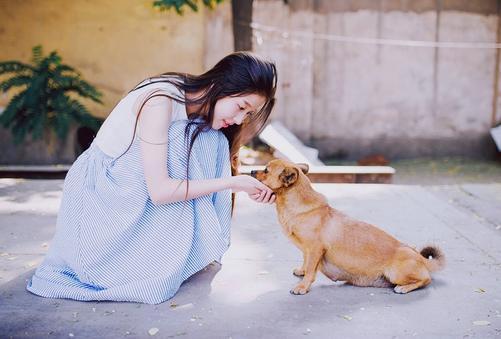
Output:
293,268,305,277
393,285,410,294
290,284,310,295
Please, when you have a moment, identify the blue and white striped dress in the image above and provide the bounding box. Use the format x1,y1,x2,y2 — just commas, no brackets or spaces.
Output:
26,89,232,304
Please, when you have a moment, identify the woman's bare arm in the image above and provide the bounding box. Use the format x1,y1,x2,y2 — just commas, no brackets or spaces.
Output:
137,94,242,205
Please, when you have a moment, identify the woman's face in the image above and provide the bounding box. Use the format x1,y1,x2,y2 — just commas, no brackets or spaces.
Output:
212,93,266,130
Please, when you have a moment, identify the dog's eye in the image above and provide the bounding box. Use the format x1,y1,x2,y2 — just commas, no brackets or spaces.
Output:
264,168,268,174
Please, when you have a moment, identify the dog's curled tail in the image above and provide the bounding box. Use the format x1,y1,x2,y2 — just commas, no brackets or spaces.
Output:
420,245,445,272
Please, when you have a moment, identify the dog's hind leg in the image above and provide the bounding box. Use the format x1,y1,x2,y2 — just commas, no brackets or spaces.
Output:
290,245,325,295
319,259,350,282
385,247,433,293
386,260,431,294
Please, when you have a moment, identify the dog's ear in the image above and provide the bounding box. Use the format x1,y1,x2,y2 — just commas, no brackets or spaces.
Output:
297,163,309,174
279,167,299,187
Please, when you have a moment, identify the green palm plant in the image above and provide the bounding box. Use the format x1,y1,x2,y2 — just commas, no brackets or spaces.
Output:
0,45,103,144
153,0,224,15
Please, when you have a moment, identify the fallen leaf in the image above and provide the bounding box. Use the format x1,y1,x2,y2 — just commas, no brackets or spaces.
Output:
473,320,490,326
474,288,486,293
173,303,193,310
41,243,48,248
339,315,352,321
148,328,159,336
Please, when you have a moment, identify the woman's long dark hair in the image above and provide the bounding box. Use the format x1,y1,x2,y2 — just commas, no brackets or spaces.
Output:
117,51,277,211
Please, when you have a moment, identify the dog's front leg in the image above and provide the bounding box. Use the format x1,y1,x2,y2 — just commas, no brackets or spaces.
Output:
293,251,306,277
289,236,306,276
290,246,325,295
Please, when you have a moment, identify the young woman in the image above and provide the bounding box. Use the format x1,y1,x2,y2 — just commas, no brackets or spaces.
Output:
26,51,278,304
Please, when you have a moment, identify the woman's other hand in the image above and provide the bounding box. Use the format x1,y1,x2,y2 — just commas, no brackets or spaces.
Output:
229,175,276,204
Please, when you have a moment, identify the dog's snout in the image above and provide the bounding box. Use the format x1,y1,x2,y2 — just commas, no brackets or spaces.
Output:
250,170,257,178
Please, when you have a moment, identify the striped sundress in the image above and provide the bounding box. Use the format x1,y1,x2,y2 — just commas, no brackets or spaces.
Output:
26,83,232,304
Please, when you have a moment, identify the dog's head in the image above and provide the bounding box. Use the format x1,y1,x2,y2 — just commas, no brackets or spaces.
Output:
251,159,309,191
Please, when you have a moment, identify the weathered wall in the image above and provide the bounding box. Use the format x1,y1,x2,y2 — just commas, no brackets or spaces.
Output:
3,0,499,163
204,0,234,69
253,0,501,159
0,0,233,164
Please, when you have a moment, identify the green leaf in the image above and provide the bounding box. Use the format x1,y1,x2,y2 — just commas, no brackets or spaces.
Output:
68,99,102,130
0,45,104,144
53,107,70,140
49,75,103,104
10,110,30,144
0,90,27,128
202,0,224,10
26,105,46,140
0,61,34,75
31,45,43,65
53,64,77,75
0,75,32,92
153,0,223,15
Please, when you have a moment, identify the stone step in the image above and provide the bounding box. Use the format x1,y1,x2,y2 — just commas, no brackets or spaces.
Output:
0,165,70,179
239,165,395,183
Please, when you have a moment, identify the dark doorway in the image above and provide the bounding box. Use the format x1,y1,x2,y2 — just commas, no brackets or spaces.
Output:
75,126,96,157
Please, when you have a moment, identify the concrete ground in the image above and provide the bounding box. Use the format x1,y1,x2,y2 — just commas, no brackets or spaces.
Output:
326,156,501,185
1,178,501,338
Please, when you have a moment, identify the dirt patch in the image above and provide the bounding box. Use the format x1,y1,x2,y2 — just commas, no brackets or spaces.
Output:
326,157,501,185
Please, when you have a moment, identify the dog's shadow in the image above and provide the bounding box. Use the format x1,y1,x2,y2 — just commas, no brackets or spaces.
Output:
312,274,448,307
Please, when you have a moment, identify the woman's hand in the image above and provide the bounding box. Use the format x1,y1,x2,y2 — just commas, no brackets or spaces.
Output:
248,189,276,204
229,175,276,204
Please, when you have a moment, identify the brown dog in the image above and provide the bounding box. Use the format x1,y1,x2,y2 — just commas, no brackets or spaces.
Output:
251,159,445,295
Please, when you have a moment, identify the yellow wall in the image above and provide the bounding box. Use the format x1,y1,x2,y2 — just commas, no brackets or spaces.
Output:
0,0,208,118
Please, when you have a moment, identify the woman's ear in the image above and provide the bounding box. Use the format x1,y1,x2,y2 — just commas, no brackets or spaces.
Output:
279,167,299,187
297,163,309,174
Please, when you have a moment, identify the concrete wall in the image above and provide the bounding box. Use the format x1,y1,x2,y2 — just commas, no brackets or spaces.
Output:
253,0,501,159
3,0,499,163
0,0,233,164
